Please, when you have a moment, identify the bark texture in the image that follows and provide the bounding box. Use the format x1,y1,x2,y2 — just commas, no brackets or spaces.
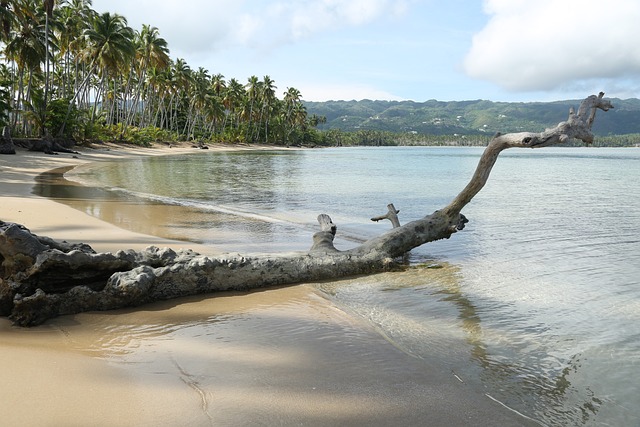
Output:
0,94,613,326
0,126,16,154
9,133,80,155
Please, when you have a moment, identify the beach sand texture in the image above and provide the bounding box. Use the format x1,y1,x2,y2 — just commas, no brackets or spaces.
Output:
0,143,536,426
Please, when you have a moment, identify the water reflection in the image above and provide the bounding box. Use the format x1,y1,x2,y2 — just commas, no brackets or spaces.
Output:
52,289,299,358
34,166,316,252
35,166,124,201
317,263,605,426
32,147,640,426
427,263,609,426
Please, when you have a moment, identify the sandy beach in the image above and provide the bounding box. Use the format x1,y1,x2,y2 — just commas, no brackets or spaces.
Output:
0,143,537,426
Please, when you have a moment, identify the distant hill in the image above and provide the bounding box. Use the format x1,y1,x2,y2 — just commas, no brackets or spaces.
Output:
304,98,640,137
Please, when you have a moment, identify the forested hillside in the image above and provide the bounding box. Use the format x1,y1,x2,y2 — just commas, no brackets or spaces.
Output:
2,0,636,148
304,98,640,138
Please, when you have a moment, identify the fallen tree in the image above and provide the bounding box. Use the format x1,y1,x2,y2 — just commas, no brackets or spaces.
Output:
0,93,613,326
0,126,80,156
0,126,16,154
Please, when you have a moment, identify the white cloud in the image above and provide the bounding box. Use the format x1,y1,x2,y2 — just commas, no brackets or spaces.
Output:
92,0,242,54
236,0,410,49
93,0,409,54
464,0,640,93
297,82,403,102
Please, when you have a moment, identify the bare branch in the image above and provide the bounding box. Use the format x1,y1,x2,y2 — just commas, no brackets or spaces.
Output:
310,214,338,253
445,93,613,215
371,204,401,228
1,94,613,325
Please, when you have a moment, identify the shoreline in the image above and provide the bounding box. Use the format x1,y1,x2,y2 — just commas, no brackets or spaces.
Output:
1,141,289,254
0,142,537,426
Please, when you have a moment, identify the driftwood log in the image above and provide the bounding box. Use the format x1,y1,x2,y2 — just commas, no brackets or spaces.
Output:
0,128,80,156
18,134,80,155
0,93,613,326
0,126,16,154
371,203,401,228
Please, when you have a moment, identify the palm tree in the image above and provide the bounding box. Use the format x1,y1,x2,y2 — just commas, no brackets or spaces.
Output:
259,75,276,143
162,58,191,135
121,24,169,136
210,73,226,97
4,0,47,134
223,78,245,136
207,73,226,136
244,75,260,141
141,65,163,127
59,11,134,134
43,0,55,127
134,25,169,115
184,66,210,138
57,0,94,101
0,0,314,145
85,12,134,122
83,12,134,77
0,0,12,42
205,94,225,139
283,86,302,144
0,64,12,133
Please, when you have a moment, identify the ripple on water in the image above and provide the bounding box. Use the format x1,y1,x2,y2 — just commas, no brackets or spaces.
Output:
53,147,640,426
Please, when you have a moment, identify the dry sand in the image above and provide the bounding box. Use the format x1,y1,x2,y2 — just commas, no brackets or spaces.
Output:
0,143,538,426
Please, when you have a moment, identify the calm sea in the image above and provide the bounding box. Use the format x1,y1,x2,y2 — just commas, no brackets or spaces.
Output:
64,146,640,426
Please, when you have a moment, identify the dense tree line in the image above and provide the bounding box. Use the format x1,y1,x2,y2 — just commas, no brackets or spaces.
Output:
305,98,640,144
315,129,640,147
2,2,635,149
316,129,491,147
594,134,640,147
0,0,323,146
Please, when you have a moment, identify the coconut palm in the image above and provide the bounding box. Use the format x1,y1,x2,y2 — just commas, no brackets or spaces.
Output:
43,0,55,121
205,94,225,139
210,73,226,97
126,25,169,125
259,75,276,143
183,66,210,138
0,0,317,145
83,12,135,123
4,0,47,134
223,78,245,136
0,0,12,42
82,12,134,77
207,73,226,136
141,65,164,127
244,75,261,140
282,86,303,143
57,0,94,101
158,58,191,135
58,11,134,134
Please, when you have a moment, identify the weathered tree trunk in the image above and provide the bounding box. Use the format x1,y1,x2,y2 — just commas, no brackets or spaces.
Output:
0,126,16,155
13,134,80,155
371,204,401,228
0,94,613,326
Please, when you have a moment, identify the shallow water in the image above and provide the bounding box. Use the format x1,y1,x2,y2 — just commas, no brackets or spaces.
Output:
55,146,640,426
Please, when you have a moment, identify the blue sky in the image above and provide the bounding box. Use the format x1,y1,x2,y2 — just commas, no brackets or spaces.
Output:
90,0,640,103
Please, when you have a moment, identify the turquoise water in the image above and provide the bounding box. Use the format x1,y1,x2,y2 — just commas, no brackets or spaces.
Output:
66,147,640,426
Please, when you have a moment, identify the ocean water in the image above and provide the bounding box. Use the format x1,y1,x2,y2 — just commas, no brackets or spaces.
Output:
63,146,640,426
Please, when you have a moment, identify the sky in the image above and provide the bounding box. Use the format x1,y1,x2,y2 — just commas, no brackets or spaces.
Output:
89,0,640,103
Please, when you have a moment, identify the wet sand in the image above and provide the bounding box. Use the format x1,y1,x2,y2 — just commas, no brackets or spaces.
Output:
0,143,537,426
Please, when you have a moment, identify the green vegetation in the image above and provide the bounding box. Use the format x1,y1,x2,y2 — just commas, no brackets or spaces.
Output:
313,129,490,147
305,99,640,147
1,1,638,148
0,0,318,146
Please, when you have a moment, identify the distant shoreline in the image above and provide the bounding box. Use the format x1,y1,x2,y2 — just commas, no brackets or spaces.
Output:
1,140,292,253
